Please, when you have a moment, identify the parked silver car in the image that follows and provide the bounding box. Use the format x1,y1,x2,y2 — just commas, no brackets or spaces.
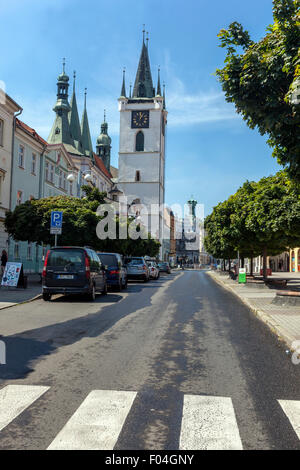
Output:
125,257,150,282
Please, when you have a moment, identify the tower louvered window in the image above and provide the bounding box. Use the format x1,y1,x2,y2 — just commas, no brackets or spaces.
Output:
136,131,144,152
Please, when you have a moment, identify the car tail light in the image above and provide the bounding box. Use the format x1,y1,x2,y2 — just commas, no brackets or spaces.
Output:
110,270,119,274
85,253,90,279
42,250,50,277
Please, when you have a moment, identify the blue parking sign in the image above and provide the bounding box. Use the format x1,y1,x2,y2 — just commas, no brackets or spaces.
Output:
51,211,63,228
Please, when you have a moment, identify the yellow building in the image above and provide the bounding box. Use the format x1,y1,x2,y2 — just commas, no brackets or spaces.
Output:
290,248,300,272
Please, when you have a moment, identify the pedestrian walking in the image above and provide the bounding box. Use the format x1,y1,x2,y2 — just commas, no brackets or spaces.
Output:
1,250,8,277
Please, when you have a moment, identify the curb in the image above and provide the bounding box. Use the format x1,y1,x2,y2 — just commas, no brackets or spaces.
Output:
207,271,298,350
0,293,42,311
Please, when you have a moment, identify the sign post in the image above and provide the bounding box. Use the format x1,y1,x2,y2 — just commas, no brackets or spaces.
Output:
50,211,63,246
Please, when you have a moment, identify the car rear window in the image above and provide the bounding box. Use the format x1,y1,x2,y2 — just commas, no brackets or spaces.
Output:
48,249,85,268
126,258,143,265
98,254,118,267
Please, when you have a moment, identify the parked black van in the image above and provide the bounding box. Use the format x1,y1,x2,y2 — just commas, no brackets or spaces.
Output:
97,252,127,291
42,246,107,301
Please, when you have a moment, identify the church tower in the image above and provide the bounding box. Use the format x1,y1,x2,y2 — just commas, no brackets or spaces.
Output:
96,111,112,170
48,59,75,148
118,31,167,250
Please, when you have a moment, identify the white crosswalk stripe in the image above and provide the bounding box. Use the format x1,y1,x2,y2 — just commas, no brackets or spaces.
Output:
1,385,300,449
47,390,137,450
179,395,243,450
0,384,49,432
278,399,300,440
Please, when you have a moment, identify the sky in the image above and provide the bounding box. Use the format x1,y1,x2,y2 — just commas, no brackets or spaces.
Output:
0,0,281,217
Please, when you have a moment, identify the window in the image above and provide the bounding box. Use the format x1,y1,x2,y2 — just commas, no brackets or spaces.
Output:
14,242,20,260
0,119,3,146
31,153,36,174
136,131,144,151
18,145,25,168
59,170,67,190
135,170,141,182
27,243,32,260
16,190,23,205
46,162,54,183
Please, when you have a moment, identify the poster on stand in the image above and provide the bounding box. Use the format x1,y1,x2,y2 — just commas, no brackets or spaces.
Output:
1,262,23,287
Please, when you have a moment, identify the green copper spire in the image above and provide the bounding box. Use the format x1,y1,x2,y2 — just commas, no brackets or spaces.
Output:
81,88,94,159
132,29,154,99
69,71,83,153
48,59,75,146
120,68,126,98
96,109,112,170
156,67,162,96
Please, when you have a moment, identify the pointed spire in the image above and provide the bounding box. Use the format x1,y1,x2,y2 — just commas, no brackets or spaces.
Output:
120,68,126,98
129,82,132,98
146,31,149,49
132,28,154,98
81,88,94,159
69,70,83,152
156,67,162,96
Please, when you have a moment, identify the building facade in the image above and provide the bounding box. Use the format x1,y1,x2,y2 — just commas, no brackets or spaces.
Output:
117,35,167,257
0,90,22,254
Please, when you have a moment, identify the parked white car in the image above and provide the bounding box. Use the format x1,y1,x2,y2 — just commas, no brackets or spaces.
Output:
146,261,160,279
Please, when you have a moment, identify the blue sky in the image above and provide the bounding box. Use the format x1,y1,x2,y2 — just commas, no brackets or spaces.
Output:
0,0,280,216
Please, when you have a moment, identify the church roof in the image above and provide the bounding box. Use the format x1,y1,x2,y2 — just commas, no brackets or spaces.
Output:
94,153,112,180
81,90,94,158
132,39,154,99
69,72,83,153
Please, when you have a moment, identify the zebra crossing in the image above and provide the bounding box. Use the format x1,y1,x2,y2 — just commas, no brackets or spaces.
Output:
0,384,300,450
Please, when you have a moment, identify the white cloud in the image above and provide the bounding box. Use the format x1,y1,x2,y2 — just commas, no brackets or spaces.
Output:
166,78,238,127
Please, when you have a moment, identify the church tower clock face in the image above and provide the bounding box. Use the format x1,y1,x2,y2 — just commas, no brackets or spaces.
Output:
131,110,149,128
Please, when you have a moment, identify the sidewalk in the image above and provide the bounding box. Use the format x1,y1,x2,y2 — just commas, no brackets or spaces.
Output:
208,271,300,350
0,274,42,310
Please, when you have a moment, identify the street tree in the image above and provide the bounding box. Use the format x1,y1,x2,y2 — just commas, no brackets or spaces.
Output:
5,188,160,257
216,0,300,179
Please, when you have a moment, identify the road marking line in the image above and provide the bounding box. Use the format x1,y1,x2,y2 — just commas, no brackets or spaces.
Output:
0,384,50,432
47,389,137,450
179,395,243,450
278,400,300,439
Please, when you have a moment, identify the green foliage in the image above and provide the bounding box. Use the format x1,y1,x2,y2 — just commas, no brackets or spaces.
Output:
216,0,300,179
204,171,300,263
5,192,160,257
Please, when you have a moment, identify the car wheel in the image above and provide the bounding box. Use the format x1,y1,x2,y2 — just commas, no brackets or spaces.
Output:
88,284,96,301
43,293,51,301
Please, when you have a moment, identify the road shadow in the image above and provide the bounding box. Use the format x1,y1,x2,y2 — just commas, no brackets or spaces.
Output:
0,272,181,381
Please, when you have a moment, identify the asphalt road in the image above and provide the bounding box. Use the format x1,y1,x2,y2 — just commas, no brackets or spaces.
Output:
0,270,300,450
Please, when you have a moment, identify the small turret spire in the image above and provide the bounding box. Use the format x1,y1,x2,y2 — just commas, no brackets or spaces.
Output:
156,66,162,96
73,71,76,90
84,87,87,108
120,68,126,97
146,31,149,49
142,24,145,44
129,82,132,98
62,57,66,74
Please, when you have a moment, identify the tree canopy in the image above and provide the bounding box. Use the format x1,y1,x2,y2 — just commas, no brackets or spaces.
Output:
5,186,160,257
204,171,300,276
216,0,300,178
